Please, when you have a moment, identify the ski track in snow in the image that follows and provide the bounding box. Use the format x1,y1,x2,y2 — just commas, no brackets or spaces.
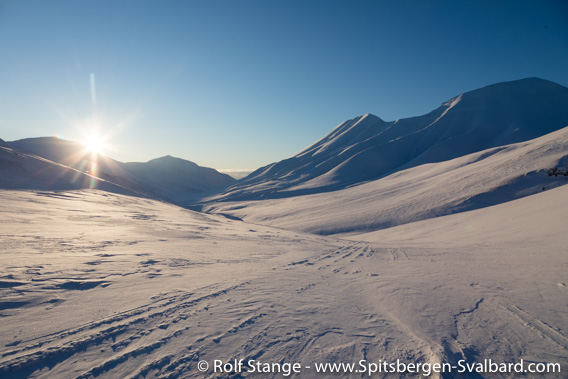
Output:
1,189,567,378
2,79,568,378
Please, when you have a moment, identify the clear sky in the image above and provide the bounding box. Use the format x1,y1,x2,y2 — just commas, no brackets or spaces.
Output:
1,0,567,171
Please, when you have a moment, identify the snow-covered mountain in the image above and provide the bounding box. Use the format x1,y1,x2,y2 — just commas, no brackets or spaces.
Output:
123,155,236,205
6,137,235,204
0,143,146,197
2,78,568,377
203,126,568,234
215,78,568,201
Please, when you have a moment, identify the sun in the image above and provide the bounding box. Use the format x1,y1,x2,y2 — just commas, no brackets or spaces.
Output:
83,133,107,155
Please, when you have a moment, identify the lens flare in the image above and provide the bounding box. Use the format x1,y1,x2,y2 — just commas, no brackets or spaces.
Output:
83,133,107,156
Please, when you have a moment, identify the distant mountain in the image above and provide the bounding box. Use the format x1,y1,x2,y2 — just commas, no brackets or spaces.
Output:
214,78,568,201
6,137,235,204
123,156,236,204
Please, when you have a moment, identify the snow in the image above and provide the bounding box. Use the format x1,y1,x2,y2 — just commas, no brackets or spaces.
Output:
1,78,567,378
215,78,568,201
203,126,568,235
123,156,235,205
0,144,153,199
1,186,566,377
8,138,235,205
351,182,568,248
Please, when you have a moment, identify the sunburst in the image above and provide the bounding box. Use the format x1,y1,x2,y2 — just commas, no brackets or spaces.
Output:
83,133,107,156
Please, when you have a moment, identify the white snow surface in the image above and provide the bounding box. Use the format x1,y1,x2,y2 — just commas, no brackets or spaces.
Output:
351,182,568,248
203,126,568,235
1,187,566,378
2,78,568,378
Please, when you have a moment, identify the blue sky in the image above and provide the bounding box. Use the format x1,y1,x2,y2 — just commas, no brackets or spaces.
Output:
1,0,567,170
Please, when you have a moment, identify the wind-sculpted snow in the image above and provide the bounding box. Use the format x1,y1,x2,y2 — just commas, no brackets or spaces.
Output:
214,78,568,201
1,189,566,377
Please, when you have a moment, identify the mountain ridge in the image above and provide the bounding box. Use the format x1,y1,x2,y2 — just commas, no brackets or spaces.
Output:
203,125,568,235
6,137,235,205
213,77,568,202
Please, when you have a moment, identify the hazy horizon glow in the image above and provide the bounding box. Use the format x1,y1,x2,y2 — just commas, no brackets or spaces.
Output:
1,0,567,170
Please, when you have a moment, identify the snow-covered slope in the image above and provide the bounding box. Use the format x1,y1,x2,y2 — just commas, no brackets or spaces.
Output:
2,77,567,377
8,137,134,180
203,126,568,235
0,188,566,377
352,182,568,248
0,144,147,197
215,78,568,201
7,137,235,204
6,137,156,196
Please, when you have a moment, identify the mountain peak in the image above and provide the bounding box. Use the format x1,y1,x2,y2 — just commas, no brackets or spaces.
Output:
152,154,182,161
361,113,383,121
6,138,235,204
216,78,568,201
146,155,198,167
